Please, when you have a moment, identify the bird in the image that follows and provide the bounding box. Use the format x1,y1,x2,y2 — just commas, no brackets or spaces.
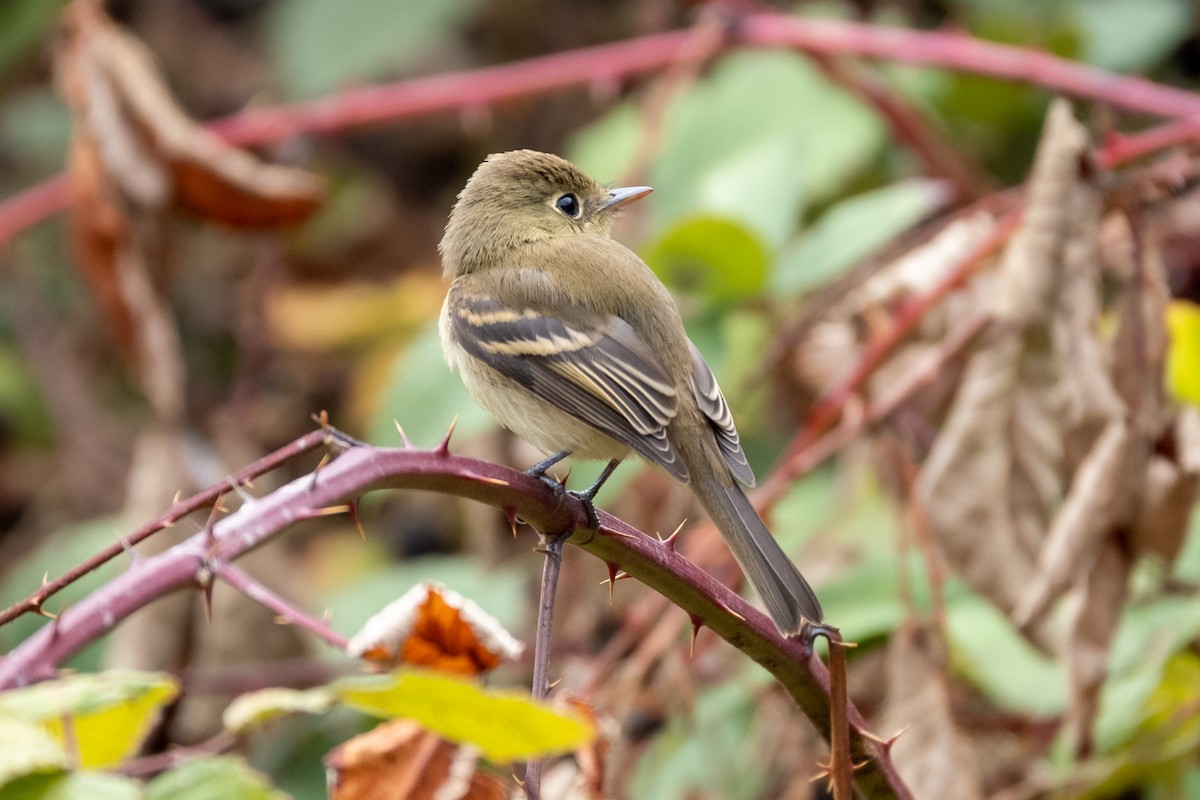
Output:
438,150,823,635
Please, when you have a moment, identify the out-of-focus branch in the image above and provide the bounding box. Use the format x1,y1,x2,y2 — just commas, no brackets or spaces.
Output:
0,428,329,627
5,11,1200,245
0,436,912,800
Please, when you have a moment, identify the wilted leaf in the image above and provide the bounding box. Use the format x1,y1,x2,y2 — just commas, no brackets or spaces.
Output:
1132,407,1200,562
0,714,68,787
222,687,335,734
60,0,325,228
1067,540,1132,756
325,719,506,800
347,582,523,676
918,100,1091,621
0,670,178,770
1014,419,1142,628
332,669,593,764
145,755,288,800
880,625,985,800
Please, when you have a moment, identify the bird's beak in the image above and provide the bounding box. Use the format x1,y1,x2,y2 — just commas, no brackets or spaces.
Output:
599,185,653,211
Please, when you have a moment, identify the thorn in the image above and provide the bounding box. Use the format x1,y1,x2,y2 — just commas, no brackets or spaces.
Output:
602,527,636,539
557,468,571,488
514,775,524,789
476,476,511,486
117,536,140,563
41,572,50,587
198,568,214,624
659,519,686,551
226,476,253,502
296,504,353,520
171,489,183,506
602,562,620,603
37,604,57,620
308,452,332,489
393,421,415,449
435,416,459,456
318,409,330,429
503,507,519,538
862,726,907,753
689,614,704,656
548,678,562,689
322,607,334,623
48,606,65,640
348,500,366,540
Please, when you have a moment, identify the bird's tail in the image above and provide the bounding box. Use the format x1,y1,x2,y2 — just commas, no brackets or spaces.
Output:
694,472,823,636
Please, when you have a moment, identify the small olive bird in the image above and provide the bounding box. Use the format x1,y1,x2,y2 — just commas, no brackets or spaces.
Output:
438,150,823,635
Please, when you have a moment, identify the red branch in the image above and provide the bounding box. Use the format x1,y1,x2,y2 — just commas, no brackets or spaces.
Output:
4,12,1200,246
0,438,912,800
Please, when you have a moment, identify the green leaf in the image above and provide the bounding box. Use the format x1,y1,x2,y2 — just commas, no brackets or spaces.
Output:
1095,594,1200,752
0,517,128,667
0,671,178,769
0,90,70,177
642,215,768,302
223,688,335,734
1071,0,1191,72
269,0,481,99
332,669,593,763
146,756,289,800
368,322,494,447
0,771,141,800
629,681,765,800
0,1,64,77
773,179,949,295
0,714,68,787
947,594,1066,716
570,50,885,245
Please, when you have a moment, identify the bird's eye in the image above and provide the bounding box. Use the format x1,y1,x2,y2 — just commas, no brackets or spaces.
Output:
555,193,581,218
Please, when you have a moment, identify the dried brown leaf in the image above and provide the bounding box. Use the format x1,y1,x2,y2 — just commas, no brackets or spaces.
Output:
60,0,324,228
325,719,507,800
878,625,985,800
918,101,1092,620
1132,406,1200,562
1065,540,1132,758
1014,419,1143,628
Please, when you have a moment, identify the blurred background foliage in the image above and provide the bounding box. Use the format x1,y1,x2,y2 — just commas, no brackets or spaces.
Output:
1,0,1199,798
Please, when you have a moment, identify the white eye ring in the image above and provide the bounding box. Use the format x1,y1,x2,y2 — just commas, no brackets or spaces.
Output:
554,193,581,218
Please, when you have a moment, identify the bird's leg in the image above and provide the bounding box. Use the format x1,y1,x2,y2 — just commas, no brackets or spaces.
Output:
568,459,622,530
526,450,572,492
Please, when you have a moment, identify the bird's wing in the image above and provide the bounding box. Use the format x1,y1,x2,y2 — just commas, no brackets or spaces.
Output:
447,285,688,481
688,342,755,487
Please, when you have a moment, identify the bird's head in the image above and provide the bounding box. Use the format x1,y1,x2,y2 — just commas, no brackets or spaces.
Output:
440,150,651,277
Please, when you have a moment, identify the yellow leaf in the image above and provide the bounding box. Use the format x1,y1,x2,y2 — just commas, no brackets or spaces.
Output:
0,670,177,769
331,669,593,764
0,713,68,787
223,687,335,733
1167,301,1200,408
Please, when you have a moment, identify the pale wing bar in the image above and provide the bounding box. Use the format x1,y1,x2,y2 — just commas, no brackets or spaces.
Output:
449,290,688,481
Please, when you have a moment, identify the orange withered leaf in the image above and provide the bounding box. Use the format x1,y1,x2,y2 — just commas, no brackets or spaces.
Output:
60,0,324,229
325,719,507,800
347,583,524,677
